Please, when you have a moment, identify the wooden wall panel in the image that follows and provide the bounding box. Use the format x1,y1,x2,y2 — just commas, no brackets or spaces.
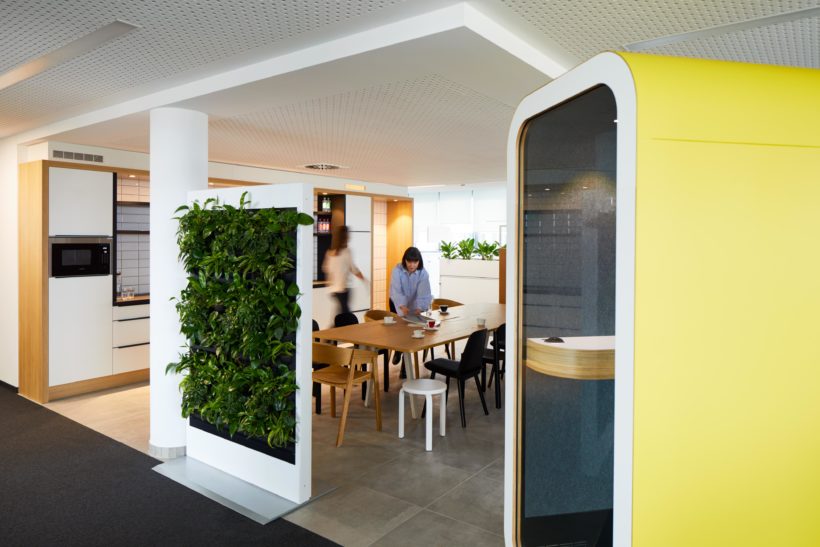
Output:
385,200,413,308
18,161,49,402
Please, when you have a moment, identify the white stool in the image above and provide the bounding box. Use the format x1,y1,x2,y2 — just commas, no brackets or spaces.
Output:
399,378,447,451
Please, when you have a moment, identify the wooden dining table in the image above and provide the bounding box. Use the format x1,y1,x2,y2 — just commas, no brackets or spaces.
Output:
315,303,506,418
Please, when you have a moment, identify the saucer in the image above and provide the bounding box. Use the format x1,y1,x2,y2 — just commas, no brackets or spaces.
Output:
438,310,449,315
424,326,439,331
411,334,424,339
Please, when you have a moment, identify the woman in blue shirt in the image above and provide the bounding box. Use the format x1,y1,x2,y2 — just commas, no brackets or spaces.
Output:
389,246,432,317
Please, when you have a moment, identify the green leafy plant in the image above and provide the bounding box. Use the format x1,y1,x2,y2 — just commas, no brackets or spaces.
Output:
475,240,500,260
456,237,476,260
439,240,457,259
166,192,313,448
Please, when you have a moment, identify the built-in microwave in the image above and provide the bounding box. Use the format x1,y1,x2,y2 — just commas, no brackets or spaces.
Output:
48,236,112,277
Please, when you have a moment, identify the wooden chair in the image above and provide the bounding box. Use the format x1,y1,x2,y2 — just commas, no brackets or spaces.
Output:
364,309,400,392
431,298,463,310
312,343,382,446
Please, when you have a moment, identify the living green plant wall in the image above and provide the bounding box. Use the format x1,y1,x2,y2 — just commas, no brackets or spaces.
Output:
167,192,313,448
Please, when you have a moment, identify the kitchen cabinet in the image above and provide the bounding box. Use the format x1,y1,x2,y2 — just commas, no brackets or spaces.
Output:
18,160,148,403
49,276,114,386
344,194,371,232
48,167,114,236
112,303,150,374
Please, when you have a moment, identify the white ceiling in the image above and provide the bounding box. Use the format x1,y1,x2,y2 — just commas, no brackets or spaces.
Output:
2,0,818,186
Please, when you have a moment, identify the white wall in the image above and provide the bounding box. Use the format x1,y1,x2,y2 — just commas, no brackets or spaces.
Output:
0,141,19,386
409,182,506,299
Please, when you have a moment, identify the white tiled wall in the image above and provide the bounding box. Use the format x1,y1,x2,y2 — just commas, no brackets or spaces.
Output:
117,204,149,231
116,233,150,296
372,200,387,310
116,174,150,296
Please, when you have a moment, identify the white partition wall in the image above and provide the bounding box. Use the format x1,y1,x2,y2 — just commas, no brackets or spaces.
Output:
185,183,315,504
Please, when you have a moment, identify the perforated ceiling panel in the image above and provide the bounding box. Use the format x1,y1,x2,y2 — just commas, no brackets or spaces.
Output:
500,0,820,67
0,0,408,135
207,73,514,185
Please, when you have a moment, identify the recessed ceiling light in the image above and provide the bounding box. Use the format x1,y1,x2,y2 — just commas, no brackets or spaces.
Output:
303,163,343,170
128,174,136,178
321,192,328,195
0,20,138,91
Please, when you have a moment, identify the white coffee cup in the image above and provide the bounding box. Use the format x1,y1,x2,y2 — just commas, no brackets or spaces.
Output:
476,317,486,328
383,316,395,324
412,329,424,338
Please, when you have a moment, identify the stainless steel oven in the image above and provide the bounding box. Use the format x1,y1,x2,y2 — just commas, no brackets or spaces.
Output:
48,236,112,277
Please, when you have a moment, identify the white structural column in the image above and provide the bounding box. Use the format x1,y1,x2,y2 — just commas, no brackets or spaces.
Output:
149,108,208,458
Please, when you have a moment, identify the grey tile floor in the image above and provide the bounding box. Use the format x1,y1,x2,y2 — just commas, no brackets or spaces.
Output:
46,360,505,546
287,361,505,546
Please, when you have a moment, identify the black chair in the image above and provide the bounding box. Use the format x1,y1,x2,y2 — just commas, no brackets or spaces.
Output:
312,320,329,414
424,329,489,427
333,312,368,400
481,323,505,408
334,312,358,328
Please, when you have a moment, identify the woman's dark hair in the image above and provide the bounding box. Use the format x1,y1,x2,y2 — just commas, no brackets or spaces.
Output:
402,246,424,270
330,225,349,251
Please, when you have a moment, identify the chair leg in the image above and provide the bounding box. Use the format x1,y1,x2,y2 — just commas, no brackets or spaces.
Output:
330,386,336,418
481,364,487,392
425,394,434,451
336,382,354,447
372,358,382,432
383,351,390,392
444,376,450,403
314,381,322,414
361,363,367,401
474,374,489,415
457,379,466,427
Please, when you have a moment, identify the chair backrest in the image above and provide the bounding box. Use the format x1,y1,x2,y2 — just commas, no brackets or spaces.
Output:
432,298,463,310
350,348,379,369
312,342,353,367
388,298,397,313
334,312,359,327
312,319,320,332
363,309,399,322
493,323,506,350
459,329,488,372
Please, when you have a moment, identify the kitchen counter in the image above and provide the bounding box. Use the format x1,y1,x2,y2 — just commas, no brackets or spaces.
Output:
115,294,150,306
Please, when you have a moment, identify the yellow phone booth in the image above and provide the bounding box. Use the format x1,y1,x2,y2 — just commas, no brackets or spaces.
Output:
505,52,820,546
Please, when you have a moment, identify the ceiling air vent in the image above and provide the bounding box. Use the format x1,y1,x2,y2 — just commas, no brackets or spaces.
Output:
303,163,343,170
53,150,104,163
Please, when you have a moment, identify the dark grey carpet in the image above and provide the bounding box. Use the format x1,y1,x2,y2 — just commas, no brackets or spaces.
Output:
0,384,338,546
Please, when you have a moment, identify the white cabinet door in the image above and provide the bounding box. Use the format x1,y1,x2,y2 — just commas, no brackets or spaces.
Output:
113,304,150,321
113,318,150,346
49,167,114,236
345,195,372,232
49,276,113,386
113,345,149,374
347,230,371,313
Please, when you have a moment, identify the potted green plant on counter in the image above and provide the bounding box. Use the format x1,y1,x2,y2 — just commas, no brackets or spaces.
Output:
167,192,313,456
438,236,502,305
